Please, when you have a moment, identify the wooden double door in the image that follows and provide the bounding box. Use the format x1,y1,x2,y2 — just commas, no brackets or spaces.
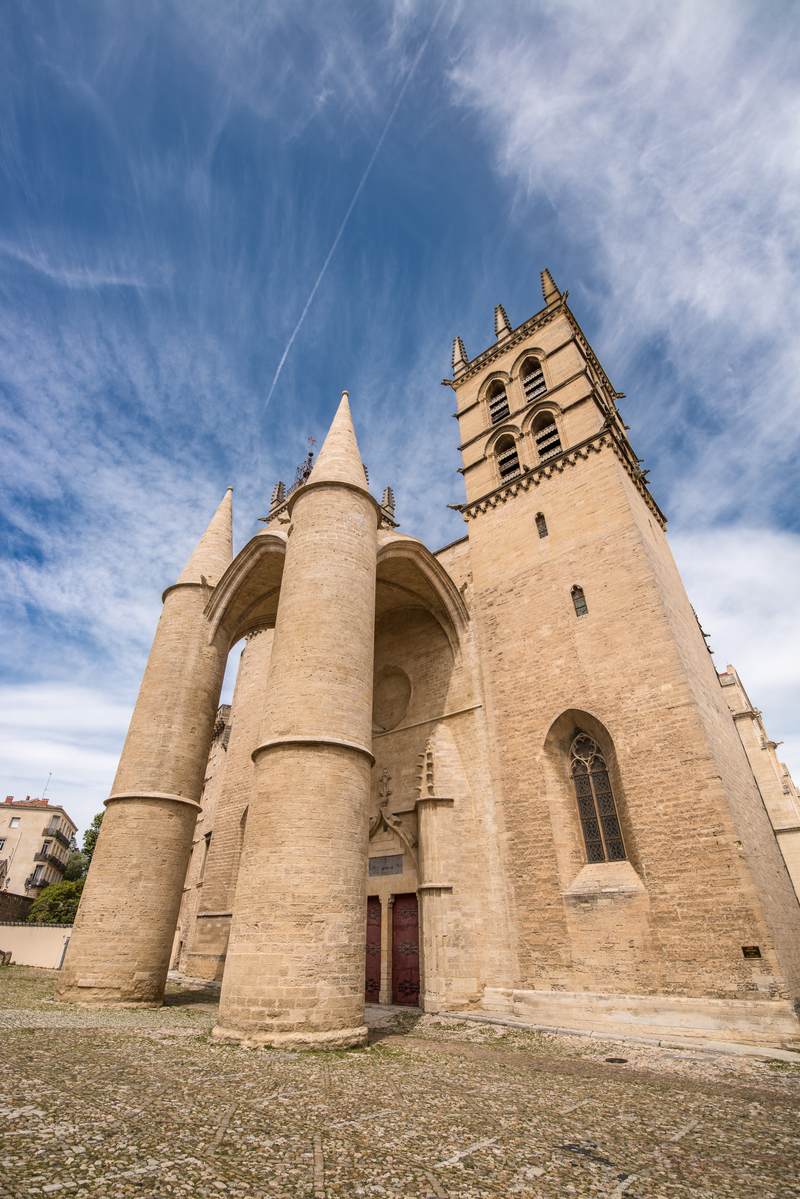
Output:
364,893,419,1006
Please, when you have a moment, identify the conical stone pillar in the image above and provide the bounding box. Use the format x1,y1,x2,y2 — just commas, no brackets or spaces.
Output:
58,490,233,1006
214,394,377,1048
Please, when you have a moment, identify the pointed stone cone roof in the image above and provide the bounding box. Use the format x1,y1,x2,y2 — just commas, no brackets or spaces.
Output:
494,303,511,340
541,268,561,305
452,336,468,374
176,487,233,586
307,391,368,490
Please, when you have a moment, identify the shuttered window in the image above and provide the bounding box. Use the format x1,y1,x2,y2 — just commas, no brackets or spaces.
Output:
496,435,521,480
534,415,562,460
487,382,510,424
521,358,546,402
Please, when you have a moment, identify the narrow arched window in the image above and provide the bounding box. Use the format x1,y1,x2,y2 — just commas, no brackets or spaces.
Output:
533,412,562,460
521,357,546,402
570,733,626,863
487,380,510,424
571,584,588,616
496,434,521,480
535,512,548,538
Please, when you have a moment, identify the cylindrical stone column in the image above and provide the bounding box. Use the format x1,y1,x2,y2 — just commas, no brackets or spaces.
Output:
59,491,233,1006
183,626,274,981
214,394,377,1048
417,795,454,1013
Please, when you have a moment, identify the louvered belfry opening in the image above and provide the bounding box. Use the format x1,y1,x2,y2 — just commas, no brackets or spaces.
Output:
521,357,547,402
496,435,521,480
487,381,510,424
534,413,562,461
570,733,626,863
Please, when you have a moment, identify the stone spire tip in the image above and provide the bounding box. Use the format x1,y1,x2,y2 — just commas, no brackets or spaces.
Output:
175,487,233,588
541,268,561,305
307,391,367,490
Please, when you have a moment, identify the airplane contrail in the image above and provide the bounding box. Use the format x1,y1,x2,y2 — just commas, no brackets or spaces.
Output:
262,3,446,412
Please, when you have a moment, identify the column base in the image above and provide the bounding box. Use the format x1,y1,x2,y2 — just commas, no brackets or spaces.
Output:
210,1022,369,1050
56,985,162,1009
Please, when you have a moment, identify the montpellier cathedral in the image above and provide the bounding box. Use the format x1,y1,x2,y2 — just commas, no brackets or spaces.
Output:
59,271,800,1048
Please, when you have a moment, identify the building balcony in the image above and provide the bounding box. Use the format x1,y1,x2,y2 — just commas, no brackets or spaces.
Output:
34,851,65,871
42,825,72,849
25,874,48,890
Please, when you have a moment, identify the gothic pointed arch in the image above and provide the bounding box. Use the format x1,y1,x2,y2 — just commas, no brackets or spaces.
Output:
376,536,469,654
205,531,287,648
541,708,637,871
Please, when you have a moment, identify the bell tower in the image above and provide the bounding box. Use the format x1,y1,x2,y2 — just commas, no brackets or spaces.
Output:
443,271,800,1009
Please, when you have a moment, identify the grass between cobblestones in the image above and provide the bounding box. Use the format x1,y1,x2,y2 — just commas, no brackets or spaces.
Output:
2,967,800,1198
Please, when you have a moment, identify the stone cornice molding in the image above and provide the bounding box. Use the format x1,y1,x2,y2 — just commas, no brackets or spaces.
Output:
286,477,382,520
161,579,214,604
457,429,666,527
252,735,375,766
105,791,202,812
245,624,273,641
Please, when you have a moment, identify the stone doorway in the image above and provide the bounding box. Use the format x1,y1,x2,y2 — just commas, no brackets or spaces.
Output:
365,896,381,1001
391,892,420,1005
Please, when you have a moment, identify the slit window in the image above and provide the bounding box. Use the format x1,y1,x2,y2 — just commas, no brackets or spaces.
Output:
570,733,626,863
496,435,521,480
534,414,562,460
487,381,510,424
535,512,548,538
521,358,547,402
572,585,588,617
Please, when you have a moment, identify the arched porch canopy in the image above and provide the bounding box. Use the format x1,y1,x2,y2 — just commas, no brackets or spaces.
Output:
376,534,469,656
205,531,287,649
205,529,468,655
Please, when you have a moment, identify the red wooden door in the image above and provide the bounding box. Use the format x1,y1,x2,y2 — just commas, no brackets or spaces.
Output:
365,896,381,1002
391,893,420,1006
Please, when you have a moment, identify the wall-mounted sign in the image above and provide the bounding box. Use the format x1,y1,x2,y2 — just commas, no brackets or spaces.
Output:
369,854,404,877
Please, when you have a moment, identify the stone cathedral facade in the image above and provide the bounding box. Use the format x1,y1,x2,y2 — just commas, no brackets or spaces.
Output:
59,272,800,1048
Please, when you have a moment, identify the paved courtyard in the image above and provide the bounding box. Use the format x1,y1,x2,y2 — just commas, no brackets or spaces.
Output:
2,968,800,1198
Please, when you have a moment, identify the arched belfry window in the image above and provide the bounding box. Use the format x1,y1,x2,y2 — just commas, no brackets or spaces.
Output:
487,380,510,424
570,733,626,863
521,357,547,402
495,434,521,481
533,412,562,460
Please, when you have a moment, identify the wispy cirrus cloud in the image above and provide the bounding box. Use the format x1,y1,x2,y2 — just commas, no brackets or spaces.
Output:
0,0,798,836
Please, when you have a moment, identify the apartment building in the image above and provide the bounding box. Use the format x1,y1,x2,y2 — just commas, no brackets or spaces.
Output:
0,796,77,898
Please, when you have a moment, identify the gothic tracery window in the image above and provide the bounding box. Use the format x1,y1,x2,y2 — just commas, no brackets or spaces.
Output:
570,733,626,863
521,357,547,402
487,380,510,424
495,434,521,480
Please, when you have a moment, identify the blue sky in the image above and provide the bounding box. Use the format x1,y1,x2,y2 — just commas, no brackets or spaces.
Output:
2,0,799,835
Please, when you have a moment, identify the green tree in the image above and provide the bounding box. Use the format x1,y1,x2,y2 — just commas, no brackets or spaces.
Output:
63,850,88,881
81,811,104,865
28,878,84,924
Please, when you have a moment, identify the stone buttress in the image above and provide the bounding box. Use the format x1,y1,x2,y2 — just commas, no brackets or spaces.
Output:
57,491,233,1005
213,393,377,1047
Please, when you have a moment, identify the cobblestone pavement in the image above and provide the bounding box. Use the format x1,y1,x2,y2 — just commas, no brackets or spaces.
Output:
2,968,800,1198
